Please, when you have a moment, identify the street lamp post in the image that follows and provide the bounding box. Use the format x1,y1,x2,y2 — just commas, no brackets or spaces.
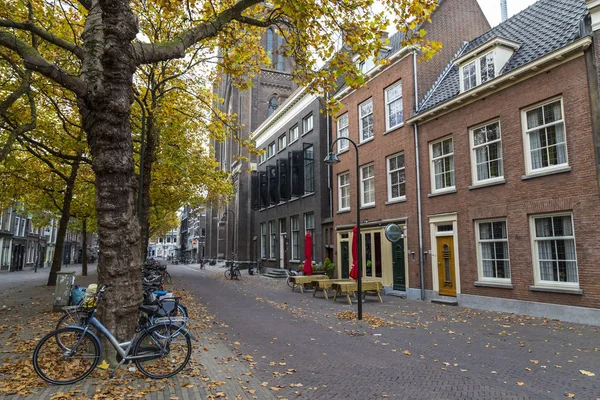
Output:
324,137,363,320
222,209,236,277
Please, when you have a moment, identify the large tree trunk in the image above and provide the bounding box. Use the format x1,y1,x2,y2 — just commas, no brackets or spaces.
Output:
140,114,157,261
80,0,141,344
81,218,88,276
47,161,80,286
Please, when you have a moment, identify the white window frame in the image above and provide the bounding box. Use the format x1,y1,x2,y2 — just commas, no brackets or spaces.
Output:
260,223,267,258
269,220,276,259
530,213,579,289
267,142,276,159
387,152,406,202
429,136,455,194
338,172,350,211
337,113,349,153
360,163,375,207
278,134,286,151
358,98,374,143
302,114,313,135
290,125,299,144
15,217,20,236
385,81,403,131
475,219,511,283
291,216,299,260
460,51,495,92
521,97,568,176
469,120,503,185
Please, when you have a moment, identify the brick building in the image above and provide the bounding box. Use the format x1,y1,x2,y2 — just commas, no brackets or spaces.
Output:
250,88,333,271
398,0,599,323
331,0,490,289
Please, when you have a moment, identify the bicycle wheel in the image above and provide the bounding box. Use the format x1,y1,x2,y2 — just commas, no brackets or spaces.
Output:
55,311,90,350
287,276,295,289
224,270,232,279
33,327,100,385
234,269,241,280
133,323,192,379
165,272,172,284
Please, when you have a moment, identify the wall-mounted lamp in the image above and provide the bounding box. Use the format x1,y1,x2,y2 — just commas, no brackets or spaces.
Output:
423,250,431,262
408,250,416,261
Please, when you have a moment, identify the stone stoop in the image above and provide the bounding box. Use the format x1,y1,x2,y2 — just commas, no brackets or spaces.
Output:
431,297,459,306
263,268,288,279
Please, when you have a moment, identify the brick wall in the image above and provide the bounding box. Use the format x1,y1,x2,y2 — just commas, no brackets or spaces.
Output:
417,56,600,308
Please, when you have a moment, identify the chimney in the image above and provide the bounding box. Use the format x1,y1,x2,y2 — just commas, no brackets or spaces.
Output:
501,0,508,22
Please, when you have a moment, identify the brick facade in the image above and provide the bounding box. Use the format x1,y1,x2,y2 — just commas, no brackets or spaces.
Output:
417,56,600,309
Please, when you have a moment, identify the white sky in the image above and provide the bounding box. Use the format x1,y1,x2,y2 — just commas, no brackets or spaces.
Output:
477,0,538,27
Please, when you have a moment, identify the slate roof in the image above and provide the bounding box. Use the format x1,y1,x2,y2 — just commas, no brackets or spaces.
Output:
417,0,588,114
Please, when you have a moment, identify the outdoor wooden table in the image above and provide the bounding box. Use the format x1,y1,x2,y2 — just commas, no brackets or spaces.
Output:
331,280,384,305
290,274,328,293
311,279,353,300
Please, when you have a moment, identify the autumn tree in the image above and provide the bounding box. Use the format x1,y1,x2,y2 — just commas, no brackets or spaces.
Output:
0,0,439,342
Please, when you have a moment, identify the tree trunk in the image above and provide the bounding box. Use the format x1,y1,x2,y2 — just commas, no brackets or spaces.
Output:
81,0,141,344
47,161,80,286
140,114,157,261
81,218,88,276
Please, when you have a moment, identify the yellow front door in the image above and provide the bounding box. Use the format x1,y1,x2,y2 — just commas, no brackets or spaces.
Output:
437,236,456,297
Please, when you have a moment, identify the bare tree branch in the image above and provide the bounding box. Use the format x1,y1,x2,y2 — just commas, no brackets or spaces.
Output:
0,19,85,60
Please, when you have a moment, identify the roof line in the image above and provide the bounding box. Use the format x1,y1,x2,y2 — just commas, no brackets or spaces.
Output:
416,42,469,114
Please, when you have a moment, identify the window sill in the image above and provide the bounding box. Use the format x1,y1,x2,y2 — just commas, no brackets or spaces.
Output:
337,209,351,215
289,259,301,263
468,179,505,191
360,204,376,210
385,197,407,205
474,281,513,289
383,123,404,135
302,192,314,198
288,197,300,203
358,137,374,146
277,148,286,154
302,129,313,137
268,258,276,262
289,138,299,145
529,285,583,295
428,188,457,198
521,166,571,181
336,148,350,155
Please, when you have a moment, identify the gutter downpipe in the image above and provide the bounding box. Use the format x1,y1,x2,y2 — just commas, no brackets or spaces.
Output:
326,93,333,220
413,51,426,301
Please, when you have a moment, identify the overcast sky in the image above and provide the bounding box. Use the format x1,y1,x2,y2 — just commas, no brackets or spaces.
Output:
477,0,538,27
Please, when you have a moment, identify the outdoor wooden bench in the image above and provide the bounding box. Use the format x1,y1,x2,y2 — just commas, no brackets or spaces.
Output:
290,274,328,293
331,280,384,305
311,279,353,300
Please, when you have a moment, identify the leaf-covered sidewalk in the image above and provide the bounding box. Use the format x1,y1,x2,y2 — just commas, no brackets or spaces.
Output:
0,269,276,400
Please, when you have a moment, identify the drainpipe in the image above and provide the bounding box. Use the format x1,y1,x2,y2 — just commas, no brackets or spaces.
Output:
413,51,426,301
326,93,333,219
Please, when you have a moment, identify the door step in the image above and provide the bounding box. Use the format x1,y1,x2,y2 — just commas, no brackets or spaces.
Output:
263,269,288,279
431,298,458,306
386,290,407,298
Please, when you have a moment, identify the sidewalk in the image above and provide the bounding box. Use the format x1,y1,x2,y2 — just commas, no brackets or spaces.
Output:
0,266,276,400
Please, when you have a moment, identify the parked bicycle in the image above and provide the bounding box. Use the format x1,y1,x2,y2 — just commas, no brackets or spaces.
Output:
286,267,300,289
224,263,241,280
34,284,193,385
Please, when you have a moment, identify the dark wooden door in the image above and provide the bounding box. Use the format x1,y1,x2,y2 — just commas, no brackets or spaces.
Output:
341,242,349,279
392,240,406,291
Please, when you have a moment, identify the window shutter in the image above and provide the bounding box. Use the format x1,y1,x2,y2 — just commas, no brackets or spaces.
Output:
268,165,279,204
291,150,304,197
259,171,268,208
278,158,289,200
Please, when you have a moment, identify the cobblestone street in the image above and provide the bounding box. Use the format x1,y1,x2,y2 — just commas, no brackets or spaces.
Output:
0,264,599,399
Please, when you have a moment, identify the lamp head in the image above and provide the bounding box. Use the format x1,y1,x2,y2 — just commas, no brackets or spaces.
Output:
323,151,340,165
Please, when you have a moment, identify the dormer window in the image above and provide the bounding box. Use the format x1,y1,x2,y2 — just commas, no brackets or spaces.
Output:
461,51,495,91
456,37,520,93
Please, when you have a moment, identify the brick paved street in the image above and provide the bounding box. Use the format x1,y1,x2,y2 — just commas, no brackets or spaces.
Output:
0,264,598,399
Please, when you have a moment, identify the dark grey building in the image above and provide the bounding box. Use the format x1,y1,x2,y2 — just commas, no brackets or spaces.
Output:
205,28,298,263
251,88,333,270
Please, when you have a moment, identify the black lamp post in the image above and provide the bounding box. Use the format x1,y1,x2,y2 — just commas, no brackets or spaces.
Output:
324,137,362,320
222,209,236,277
